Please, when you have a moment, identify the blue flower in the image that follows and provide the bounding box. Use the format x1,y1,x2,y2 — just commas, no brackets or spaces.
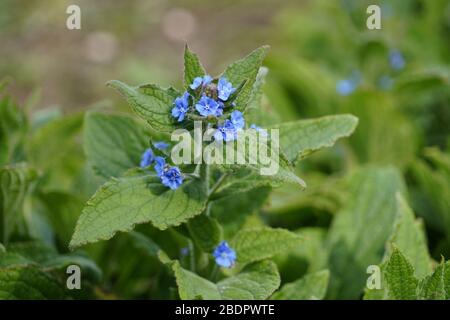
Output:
230,110,245,130
250,124,268,137
160,166,183,190
154,141,169,150
213,241,236,268
217,77,235,101
172,92,190,122
153,156,183,190
336,79,357,96
190,75,212,90
154,156,166,176
389,50,405,70
195,95,223,117
214,119,236,142
140,148,155,168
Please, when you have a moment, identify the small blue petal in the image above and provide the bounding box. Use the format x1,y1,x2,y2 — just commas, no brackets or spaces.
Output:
190,75,212,90
202,75,212,86
230,110,245,130
140,148,155,168
154,141,169,150
154,156,166,176
190,77,203,90
217,77,236,101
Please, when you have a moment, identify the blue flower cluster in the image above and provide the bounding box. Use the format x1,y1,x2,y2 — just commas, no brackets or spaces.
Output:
172,75,249,142
140,141,184,190
213,241,236,268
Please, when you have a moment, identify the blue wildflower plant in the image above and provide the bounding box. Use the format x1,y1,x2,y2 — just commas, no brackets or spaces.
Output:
76,45,358,298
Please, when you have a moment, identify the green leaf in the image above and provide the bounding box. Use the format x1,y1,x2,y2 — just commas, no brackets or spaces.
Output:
411,159,450,235
272,114,358,163
37,191,84,246
27,113,83,183
0,164,36,244
129,231,161,257
172,261,221,300
4,242,102,283
172,260,280,300
326,166,406,299
231,227,303,266
271,270,330,300
84,112,149,178
211,186,270,239
246,67,268,111
223,46,269,112
389,194,433,279
384,247,418,300
217,260,280,300
418,260,450,300
0,95,27,165
219,139,306,189
0,265,67,299
274,228,328,283
107,80,177,133
184,45,206,90
187,214,223,252
364,194,433,300
69,175,208,249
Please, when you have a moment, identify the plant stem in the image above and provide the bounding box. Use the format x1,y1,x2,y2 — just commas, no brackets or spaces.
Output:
209,264,219,282
188,240,196,273
208,172,228,197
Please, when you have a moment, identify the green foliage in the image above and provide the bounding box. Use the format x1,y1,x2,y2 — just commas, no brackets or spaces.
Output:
3,0,450,300
271,270,330,300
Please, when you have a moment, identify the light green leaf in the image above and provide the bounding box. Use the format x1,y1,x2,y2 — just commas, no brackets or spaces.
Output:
271,270,330,300
217,260,280,300
0,265,67,299
223,46,269,112
384,247,418,300
184,45,206,90
246,67,268,111
327,166,406,299
69,175,207,249
231,227,303,266
365,194,433,300
275,228,328,283
389,194,432,279
107,80,177,133
272,114,358,163
0,165,36,244
84,112,149,178
187,214,223,252
172,260,280,300
172,261,221,300
418,260,450,300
